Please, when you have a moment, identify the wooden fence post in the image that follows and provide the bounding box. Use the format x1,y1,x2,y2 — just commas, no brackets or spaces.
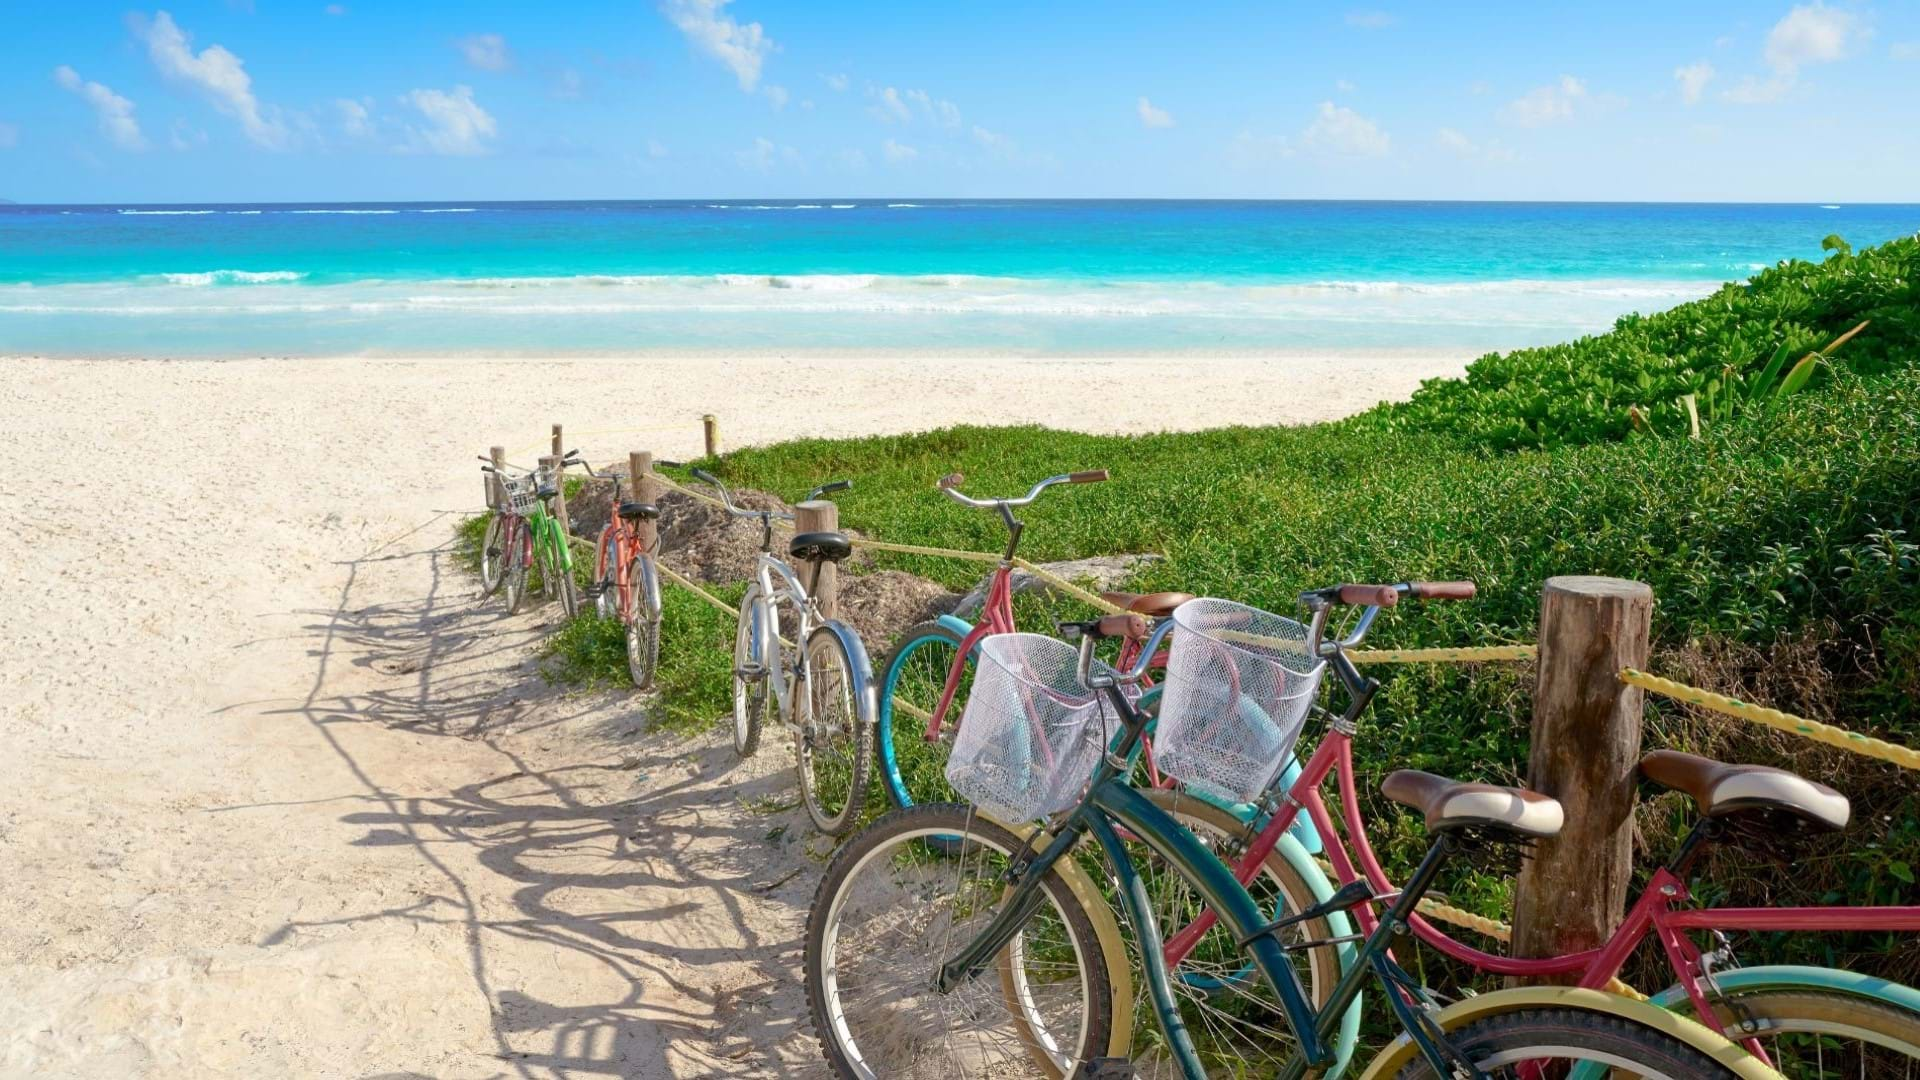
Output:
793,498,839,619
629,450,658,553
540,453,571,539
1509,576,1653,980
551,422,564,458
488,445,507,508
703,414,719,459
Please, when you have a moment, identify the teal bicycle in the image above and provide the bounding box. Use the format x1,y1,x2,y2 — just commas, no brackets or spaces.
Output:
480,451,582,618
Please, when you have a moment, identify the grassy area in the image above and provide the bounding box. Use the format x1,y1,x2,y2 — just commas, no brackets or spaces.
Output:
463,234,1920,993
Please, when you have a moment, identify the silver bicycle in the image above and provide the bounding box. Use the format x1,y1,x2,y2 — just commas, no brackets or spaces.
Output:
689,468,880,835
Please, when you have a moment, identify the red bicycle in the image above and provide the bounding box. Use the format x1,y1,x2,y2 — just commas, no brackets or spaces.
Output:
871,469,1191,813
1147,581,1920,1077
579,458,679,688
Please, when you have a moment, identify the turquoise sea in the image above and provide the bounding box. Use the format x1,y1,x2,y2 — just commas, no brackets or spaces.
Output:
2,200,1916,356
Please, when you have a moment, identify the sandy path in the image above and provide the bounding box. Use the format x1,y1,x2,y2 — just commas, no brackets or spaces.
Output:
0,351,1464,1078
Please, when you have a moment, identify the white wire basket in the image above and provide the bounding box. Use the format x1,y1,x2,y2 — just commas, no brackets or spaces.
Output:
1153,599,1326,803
946,633,1115,824
501,473,540,516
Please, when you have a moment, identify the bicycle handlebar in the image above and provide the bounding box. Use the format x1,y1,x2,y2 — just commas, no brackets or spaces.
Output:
688,467,797,522
1299,579,1479,655
1069,615,1178,690
936,469,1109,510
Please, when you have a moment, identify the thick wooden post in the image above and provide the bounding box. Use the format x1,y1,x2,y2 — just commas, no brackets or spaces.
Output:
540,453,571,538
488,445,507,508
1510,576,1653,980
628,450,658,552
551,423,564,458
703,414,719,458
793,498,839,619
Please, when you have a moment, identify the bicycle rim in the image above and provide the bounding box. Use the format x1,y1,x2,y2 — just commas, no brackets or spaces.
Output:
502,524,531,614
1706,988,1920,1078
623,555,660,690
1391,1007,1742,1079
797,628,870,835
479,514,506,595
732,586,766,756
876,621,970,811
806,804,1113,1079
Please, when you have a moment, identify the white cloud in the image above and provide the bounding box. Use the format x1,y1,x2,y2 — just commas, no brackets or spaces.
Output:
935,99,961,127
1345,10,1395,29
53,66,147,151
646,139,669,158
1721,75,1792,104
0,122,19,150
1137,96,1173,128
168,119,207,151
882,138,917,164
134,11,287,149
734,135,801,171
324,4,346,14
458,33,511,72
971,125,1017,159
1302,100,1389,155
822,72,849,92
871,86,911,122
335,97,372,138
660,0,773,92
1435,126,1514,162
1500,75,1585,126
1765,3,1862,74
401,85,496,155
1674,61,1714,105
1893,41,1920,60
765,84,789,109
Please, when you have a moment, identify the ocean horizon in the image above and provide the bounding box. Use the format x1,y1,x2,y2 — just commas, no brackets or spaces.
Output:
3,198,1916,357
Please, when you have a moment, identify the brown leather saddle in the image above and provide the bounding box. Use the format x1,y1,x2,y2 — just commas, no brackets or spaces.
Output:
1098,591,1196,619
1381,770,1564,840
1640,750,1849,831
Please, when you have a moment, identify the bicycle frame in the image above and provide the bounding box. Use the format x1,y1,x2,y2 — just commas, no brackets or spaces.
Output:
934,684,1491,1080
1162,708,1920,1044
595,510,660,625
745,552,823,720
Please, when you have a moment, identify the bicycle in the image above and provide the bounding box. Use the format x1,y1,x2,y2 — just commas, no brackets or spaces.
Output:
803,613,1774,1078
686,467,881,835
1142,582,1920,1077
478,451,582,618
875,469,1175,813
578,457,682,688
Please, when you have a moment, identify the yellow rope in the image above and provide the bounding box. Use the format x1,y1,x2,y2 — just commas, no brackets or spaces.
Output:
851,537,1002,564
1349,645,1538,664
1010,557,1131,616
1622,668,1920,771
655,562,739,617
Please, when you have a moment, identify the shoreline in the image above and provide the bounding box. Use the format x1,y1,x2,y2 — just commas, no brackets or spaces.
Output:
4,345,1481,363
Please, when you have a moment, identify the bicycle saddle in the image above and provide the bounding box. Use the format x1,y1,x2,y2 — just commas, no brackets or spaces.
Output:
1639,750,1849,831
789,531,854,563
1098,591,1196,618
1381,770,1564,840
617,501,659,521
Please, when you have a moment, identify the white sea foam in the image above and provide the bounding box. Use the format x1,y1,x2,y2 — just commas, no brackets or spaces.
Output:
831,204,857,209
415,208,478,213
284,209,401,215
118,209,218,215
154,270,308,286
886,203,920,208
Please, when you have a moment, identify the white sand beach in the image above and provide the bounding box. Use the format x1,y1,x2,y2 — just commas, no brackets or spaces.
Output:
0,350,1467,1078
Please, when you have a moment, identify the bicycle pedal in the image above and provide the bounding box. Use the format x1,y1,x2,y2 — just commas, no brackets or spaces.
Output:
1071,1059,1134,1079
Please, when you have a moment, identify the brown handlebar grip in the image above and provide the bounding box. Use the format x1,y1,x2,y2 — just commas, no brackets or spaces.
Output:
1069,469,1110,483
1095,613,1149,640
1409,580,1477,601
1336,584,1400,607
937,472,964,490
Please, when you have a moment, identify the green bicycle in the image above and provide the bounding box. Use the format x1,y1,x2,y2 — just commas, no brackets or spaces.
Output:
479,451,582,618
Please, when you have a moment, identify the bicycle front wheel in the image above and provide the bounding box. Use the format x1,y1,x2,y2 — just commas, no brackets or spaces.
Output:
796,625,873,835
479,514,507,595
875,620,972,811
806,803,1115,1079
1392,1007,1746,1079
1703,987,1920,1078
732,584,768,756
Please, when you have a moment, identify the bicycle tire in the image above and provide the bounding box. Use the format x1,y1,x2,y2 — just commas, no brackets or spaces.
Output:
805,803,1115,1079
732,584,768,756
479,513,507,596
593,528,620,621
1391,1007,1742,1079
623,554,661,690
550,528,579,619
874,619,970,811
1702,987,1920,1077
502,521,531,614
796,625,872,835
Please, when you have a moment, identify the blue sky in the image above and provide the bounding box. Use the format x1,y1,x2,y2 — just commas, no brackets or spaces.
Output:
2,2,1916,203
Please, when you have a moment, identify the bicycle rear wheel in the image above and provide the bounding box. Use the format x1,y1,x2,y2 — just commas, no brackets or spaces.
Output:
805,803,1115,1078
1392,1008,1745,1079
732,585,768,756
796,625,872,835
623,554,661,690
875,620,971,811
502,522,531,614
479,514,507,596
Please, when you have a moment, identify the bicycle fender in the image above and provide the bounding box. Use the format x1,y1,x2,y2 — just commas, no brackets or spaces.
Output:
813,620,880,729
1354,986,1781,1080
1648,962,1920,1013
935,613,977,647
999,817,1136,1066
